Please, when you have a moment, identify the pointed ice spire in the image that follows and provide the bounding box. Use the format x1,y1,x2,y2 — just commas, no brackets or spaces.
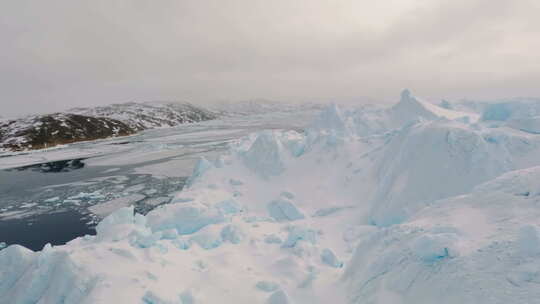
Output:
397,88,422,107
391,89,437,124
401,88,412,101
309,103,348,133
242,131,285,178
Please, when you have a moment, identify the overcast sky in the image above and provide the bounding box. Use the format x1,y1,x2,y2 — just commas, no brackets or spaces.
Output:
1,0,539,116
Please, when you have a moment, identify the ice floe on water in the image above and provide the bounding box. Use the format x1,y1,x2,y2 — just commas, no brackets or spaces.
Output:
3,91,540,303
88,194,146,217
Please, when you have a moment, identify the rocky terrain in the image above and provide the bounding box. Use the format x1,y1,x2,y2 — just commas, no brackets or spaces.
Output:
0,102,217,152
0,113,134,151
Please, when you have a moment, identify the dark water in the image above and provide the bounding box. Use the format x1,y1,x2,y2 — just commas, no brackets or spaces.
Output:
0,158,109,197
0,111,319,251
0,210,95,251
0,157,187,251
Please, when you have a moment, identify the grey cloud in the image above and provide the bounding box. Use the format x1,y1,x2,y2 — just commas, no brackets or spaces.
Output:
0,0,539,116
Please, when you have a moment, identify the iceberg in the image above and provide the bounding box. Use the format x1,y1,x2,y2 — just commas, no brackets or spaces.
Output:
186,157,213,186
146,204,225,235
3,90,540,303
241,131,286,178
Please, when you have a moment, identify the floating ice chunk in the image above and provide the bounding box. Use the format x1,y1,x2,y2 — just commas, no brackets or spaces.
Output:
221,225,244,244
264,234,282,244
124,184,145,193
146,204,225,235
282,226,317,248
20,202,38,209
145,189,158,195
256,281,279,292
0,242,6,250
186,157,213,186
411,233,457,262
64,199,81,205
215,199,243,215
68,191,105,200
267,199,305,222
266,290,291,304
517,225,540,256
321,248,343,268
171,197,194,204
242,131,286,178
89,194,146,217
44,197,60,203
95,207,150,242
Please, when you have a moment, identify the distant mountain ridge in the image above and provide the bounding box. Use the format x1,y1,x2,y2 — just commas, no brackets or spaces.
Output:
0,102,217,152
207,99,325,116
68,101,216,131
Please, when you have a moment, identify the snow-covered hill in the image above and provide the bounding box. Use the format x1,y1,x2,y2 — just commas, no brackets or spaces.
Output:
68,101,217,131
0,102,217,152
0,113,134,152
2,90,540,303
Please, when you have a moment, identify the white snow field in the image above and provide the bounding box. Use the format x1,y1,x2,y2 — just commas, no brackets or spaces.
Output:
2,91,540,303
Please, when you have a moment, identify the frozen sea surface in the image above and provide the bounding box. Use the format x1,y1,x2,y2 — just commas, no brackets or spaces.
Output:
0,109,320,249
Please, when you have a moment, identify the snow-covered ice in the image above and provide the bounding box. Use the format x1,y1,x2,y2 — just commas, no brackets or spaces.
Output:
2,91,540,303
87,194,146,217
